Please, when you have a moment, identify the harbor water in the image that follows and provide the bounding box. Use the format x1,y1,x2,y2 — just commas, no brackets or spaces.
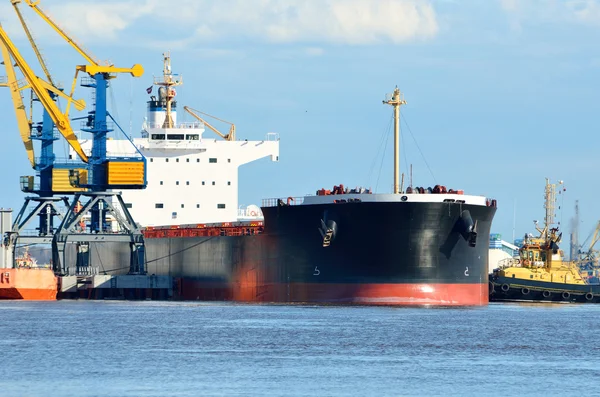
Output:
0,301,598,396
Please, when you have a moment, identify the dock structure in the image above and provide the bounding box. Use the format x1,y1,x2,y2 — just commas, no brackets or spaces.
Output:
58,274,173,300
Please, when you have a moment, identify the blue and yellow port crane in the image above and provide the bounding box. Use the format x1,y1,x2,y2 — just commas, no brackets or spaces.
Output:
0,1,148,274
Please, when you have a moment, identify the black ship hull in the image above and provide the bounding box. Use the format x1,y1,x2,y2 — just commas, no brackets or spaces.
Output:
82,200,496,305
490,275,600,303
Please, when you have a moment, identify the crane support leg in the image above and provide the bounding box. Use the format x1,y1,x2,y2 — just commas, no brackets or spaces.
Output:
52,192,145,276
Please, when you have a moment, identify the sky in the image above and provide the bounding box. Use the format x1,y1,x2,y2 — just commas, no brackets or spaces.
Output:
0,0,599,247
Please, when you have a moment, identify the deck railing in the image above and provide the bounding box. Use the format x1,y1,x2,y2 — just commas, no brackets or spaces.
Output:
262,197,304,207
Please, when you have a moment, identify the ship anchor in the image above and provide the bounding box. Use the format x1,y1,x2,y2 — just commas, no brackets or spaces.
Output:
318,211,338,248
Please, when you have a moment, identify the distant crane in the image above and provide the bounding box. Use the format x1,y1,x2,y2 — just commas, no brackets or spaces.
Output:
183,106,236,141
576,220,600,275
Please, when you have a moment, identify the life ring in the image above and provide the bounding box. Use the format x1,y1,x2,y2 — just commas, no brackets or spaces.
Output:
542,290,551,299
585,292,594,301
561,291,570,300
521,287,530,295
501,284,510,292
249,210,258,217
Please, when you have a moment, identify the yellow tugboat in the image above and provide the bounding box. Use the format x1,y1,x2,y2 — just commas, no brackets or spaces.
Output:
490,179,600,303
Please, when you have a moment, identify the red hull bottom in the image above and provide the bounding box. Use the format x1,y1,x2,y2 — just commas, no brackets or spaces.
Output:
0,269,57,300
178,281,489,306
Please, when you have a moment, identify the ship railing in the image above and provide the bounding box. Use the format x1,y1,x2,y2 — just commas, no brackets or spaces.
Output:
497,257,521,269
261,197,304,207
144,122,204,130
66,266,100,276
265,132,279,141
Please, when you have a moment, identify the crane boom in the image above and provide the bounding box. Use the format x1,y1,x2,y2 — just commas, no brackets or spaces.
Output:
183,106,236,141
20,0,99,66
11,0,53,85
0,41,35,167
19,0,143,78
0,24,88,162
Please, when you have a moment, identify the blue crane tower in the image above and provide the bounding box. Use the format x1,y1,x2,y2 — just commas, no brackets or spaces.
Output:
0,0,147,275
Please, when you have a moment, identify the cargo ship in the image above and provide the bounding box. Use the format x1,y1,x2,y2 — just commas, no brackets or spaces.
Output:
490,179,600,303
73,53,497,305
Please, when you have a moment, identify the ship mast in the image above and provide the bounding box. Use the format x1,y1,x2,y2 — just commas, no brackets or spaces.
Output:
537,178,563,239
383,87,407,194
155,51,182,129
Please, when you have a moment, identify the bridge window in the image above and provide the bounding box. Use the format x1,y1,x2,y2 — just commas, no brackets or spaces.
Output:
217,204,226,209
167,134,184,140
209,158,217,163
186,134,199,140
151,134,165,140
125,203,132,208
155,203,164,209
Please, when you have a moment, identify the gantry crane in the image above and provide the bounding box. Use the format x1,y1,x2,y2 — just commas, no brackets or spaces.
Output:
1,1,91,247
0,1,148,275
183,106,236,141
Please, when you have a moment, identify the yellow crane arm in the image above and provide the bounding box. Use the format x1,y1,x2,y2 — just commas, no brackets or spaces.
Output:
0,41,35,167
0,25,88,163
589,221,600,252
183,106,236,141
20,0,143,78
11,0,53,85
16,79,87,112
20,0,99,66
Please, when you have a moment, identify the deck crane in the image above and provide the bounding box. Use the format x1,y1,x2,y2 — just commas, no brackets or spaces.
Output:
183,106,236,141
0,1,148,275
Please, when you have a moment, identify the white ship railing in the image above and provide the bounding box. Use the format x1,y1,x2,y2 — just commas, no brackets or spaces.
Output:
144,121,204,130
262,197,305,207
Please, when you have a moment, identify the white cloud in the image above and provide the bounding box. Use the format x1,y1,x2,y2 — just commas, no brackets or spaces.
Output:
499,0,600,27
8,0,438,47
569,0,600,25
305,47,325,57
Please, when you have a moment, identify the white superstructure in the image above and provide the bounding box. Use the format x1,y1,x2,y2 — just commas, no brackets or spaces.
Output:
74,52,279,227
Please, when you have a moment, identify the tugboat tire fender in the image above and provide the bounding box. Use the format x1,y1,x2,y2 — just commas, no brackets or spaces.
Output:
542,290,552,298
489,282,494,294
521,287,530,295
561,291,570,300
585,292,594,301
501,284,510,292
